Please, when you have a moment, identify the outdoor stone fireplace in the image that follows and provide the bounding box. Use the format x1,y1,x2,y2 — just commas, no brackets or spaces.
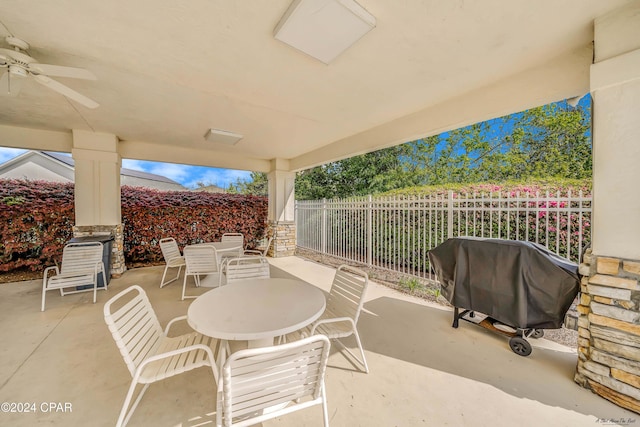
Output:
574,250,640,413
72,224,126,278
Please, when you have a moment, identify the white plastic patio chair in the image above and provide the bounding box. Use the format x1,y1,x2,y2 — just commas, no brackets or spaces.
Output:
41,241,106,311
217,334,331,427
104,285,218,427
220,232,245,262
159,237,185,288
183,244,223,300
221,232,244,247
218,233,246,281
304,265,370,373
224,256,270,284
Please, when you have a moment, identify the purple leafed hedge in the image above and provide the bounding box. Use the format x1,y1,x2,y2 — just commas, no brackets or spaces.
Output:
0,180,268,272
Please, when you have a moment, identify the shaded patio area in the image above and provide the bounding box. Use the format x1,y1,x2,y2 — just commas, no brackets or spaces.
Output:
0,257,635,426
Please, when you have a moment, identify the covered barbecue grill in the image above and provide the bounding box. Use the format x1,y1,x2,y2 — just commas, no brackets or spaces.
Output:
428,237,580,356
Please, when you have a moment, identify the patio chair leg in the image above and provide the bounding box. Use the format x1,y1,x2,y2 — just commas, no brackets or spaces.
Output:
93,282,97,304
160,265,169,288
117,381,150,427
181,275,188,301
160,265,182,288
333,333,369,374
352,329,369,373
181,275,197,300
321,382,329,427
175,265,182,283
101,269,108,290
41,283,47,312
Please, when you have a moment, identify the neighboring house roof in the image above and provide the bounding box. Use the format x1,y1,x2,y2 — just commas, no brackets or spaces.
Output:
192,184,226,193
0,150,185,191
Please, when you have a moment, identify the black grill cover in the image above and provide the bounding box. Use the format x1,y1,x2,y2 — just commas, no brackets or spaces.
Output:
428,237,580,329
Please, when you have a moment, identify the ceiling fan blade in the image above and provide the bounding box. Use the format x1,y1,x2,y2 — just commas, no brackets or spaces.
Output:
0,71,24,96
29,63,96,80
34,75,99,109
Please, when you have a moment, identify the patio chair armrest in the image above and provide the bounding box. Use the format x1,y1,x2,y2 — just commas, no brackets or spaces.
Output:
43,265,60,287
310,317,355,334
43,265,60,277
164,315,189,335
134,343,217,380
243,249,262,256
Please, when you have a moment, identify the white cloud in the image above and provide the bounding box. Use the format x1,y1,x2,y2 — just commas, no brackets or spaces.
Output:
148,163,192,182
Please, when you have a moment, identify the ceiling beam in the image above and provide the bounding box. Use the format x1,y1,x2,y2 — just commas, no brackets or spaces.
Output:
118,139,272,173
0,124,73,153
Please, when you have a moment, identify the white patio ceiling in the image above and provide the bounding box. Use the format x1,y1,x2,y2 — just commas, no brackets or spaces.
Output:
0,0,631,172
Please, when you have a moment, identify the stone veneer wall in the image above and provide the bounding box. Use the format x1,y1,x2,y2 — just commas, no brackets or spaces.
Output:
72,224,126,277
574,249,640,413
268,221,295,258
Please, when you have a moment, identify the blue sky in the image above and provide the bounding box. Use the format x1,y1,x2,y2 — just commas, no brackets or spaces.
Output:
0,147,252,189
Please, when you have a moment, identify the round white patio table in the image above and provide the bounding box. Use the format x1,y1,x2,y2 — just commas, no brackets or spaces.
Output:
187,278,325,350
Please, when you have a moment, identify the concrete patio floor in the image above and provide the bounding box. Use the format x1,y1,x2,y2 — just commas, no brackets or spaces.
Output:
0,256,636,426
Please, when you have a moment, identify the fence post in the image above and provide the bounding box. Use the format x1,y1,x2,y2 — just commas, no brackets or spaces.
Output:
367,195,373,267
447,190,454,238
321,198,327,255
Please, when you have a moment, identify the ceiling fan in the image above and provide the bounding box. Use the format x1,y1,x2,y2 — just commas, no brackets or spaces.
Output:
0,36,99,109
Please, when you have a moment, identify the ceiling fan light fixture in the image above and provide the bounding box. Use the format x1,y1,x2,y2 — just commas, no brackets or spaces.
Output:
274,0,376,64
203,128,244,145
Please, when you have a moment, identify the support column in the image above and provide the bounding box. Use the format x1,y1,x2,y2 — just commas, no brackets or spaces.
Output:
267,158,296,257
575,1,640,414
71,130,126,276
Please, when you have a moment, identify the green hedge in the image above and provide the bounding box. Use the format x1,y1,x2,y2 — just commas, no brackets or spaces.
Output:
0,179,268,272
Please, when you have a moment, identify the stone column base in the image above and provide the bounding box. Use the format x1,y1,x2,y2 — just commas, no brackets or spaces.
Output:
574,249,640,414
268,221,296,258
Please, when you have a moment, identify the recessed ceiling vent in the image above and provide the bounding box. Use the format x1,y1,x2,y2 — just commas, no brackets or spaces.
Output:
203,128,243,145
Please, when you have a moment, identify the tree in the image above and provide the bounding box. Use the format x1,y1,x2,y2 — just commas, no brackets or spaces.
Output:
227,172,268,196
294,99,591,199
514,103,592,179
296,144,423,200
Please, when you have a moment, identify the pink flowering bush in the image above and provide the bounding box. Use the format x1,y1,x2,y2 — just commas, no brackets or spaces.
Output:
360,179,592,271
